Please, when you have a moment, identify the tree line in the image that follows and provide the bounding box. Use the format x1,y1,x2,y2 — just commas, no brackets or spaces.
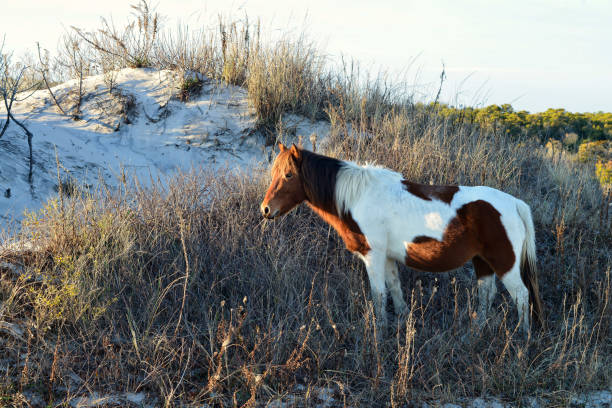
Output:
422,102,612,145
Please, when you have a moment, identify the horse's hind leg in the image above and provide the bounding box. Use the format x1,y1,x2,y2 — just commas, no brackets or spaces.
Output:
385,258,408,317
473,256,497,328
501,264,530,337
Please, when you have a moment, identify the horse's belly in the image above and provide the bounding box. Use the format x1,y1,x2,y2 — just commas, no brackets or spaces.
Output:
403,234,476,273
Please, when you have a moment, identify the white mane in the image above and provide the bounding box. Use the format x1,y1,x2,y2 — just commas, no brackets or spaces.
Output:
335,161,403,214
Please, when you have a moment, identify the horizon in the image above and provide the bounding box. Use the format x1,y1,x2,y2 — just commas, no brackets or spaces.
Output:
2,0,611,113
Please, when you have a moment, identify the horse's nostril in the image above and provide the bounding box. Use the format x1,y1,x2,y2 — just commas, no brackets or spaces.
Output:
263,206,270,215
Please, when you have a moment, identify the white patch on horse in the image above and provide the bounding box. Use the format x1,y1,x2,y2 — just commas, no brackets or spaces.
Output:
335,161,402,214
424,212,445,231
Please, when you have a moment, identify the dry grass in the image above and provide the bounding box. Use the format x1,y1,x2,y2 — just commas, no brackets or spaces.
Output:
58,4,404,142
0,109,610,406
1,2,610,406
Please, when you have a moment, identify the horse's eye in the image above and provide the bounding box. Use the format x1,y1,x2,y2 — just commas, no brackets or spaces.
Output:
285,172,293,179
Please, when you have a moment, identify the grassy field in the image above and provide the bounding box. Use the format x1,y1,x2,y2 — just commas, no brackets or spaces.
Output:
1,111,610,406
0,2,610,406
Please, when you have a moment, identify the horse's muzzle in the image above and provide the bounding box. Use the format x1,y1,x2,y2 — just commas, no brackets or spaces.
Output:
260,203,278,219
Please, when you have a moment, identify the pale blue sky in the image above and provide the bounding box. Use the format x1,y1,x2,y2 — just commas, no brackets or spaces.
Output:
2,0,611,112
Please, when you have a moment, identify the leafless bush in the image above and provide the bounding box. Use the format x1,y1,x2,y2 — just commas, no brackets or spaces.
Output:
71,0,160,70
36,43,67,115
56,33,92,119
0,42,38,180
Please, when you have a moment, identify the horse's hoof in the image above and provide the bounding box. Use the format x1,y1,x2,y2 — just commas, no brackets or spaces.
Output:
395,307,410,322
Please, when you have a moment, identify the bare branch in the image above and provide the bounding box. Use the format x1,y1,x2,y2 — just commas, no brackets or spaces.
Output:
0,42,35,181
0,116,9,138
6,108,34,182
432,62,446,108
56,33,90,119
37,42,67,115
0,39,9,138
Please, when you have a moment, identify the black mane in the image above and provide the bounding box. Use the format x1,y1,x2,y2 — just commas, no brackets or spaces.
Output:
299,150,343,216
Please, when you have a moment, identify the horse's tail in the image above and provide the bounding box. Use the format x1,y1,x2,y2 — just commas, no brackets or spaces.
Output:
516,199,545,329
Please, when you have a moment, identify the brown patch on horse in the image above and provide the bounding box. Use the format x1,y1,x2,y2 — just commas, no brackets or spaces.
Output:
405,200,515,275
308,205,370,255
402,181,459,204
473,255,495,278
405,227,476,272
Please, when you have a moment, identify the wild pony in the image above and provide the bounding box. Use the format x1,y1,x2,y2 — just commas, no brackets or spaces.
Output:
261,143,544,336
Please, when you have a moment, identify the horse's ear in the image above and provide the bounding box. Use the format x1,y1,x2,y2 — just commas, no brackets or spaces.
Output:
278,142,286,152
290,143,301,160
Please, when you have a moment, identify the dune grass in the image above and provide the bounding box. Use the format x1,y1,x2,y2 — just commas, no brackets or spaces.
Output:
1,108,610,406
0,1,610,406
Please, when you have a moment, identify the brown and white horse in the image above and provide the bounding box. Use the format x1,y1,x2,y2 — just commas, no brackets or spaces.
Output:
261,143,543,336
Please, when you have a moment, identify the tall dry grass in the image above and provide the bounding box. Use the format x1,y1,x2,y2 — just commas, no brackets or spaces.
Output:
0,1,610,406
1,109,610,406
52,2,407,142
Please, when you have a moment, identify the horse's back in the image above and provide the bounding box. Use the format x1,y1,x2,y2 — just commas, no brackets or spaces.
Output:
352,182,525,272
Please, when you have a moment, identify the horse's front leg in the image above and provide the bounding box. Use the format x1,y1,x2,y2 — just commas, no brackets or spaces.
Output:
385,258,408,318
361,250,388,330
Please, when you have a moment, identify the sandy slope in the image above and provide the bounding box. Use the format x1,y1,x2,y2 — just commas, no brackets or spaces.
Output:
0,68,329,225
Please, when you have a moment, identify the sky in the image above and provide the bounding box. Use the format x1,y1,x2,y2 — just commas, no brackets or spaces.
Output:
2,0,611,113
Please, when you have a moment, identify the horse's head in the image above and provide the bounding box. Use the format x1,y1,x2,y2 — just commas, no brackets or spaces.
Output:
260,143,306,219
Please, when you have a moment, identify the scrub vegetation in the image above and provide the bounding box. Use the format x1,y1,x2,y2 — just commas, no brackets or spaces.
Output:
0,1,610,406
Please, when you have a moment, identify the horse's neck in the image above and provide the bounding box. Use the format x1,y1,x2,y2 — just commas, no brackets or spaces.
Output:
306,202,370,254
306,202,340,228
